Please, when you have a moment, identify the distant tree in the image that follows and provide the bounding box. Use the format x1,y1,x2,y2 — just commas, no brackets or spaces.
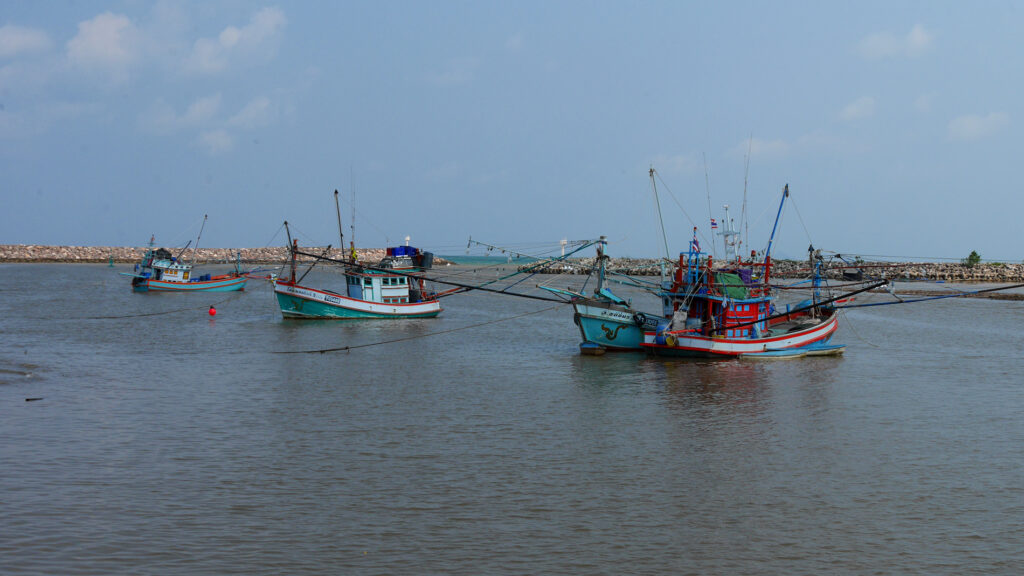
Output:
962,250,982,268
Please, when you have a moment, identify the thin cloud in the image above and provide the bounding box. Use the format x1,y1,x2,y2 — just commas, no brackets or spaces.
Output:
649,153,699,173
198,129,233,155
186,7,286,74
182,94,222,125
947,112,1009,141
840,96,875,121
143,94,222,133
228,96,273,128
66,13,141,77
740,137,790,158
0,25,52,58
858,24,934,59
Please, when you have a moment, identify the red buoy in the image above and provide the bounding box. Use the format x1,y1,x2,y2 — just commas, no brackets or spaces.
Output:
208,306,217,316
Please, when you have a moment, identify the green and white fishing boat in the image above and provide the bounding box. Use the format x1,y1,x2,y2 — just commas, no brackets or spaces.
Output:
274,241,442,319
272,195,442,320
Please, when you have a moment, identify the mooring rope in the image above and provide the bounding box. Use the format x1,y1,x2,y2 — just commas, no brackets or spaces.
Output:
837,307,881,348
275,303,567,355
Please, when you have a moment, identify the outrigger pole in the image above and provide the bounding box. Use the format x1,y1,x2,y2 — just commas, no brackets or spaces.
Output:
191,214,208,264
764,185,788,261
284,220,296,283
334,190,345,259
290,245,602,303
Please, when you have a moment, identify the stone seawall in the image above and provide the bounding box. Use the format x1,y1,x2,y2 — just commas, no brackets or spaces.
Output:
2,245,1020,282
521,257,1024,283
0,245,410,265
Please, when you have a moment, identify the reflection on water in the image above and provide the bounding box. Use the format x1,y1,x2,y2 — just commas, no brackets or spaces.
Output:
1,265,1022,575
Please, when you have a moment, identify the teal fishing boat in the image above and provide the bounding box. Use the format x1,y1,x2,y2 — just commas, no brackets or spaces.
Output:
274,240,443,319
273,195,442,319
540,237,661,352
121,216,247,292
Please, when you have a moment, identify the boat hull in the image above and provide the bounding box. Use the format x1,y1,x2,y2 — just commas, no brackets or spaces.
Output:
573,300,658,351
274,280,442,319
134,275,247,292
642,310,839,358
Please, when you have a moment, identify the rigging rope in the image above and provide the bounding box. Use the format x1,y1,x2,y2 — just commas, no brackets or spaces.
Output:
653,169,711,245
788,195,815,248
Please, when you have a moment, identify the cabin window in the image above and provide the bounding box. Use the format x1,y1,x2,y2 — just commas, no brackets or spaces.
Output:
364,277,372,286
399,277,406,285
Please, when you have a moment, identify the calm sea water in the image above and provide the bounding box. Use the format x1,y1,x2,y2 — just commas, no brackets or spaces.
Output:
1,264,1022,575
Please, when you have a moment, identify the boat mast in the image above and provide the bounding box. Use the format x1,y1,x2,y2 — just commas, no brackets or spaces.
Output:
191,214,207,264
703,153,717,258
350,169,357,261
284,220,296,283
649,167,670,282
333,189,345,261
595,235,607,295
742,135,752,255
763,184,789,288
719,204,740,262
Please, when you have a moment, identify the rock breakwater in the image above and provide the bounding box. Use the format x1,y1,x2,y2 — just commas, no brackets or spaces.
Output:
0,245,415,265
519,256,1024,283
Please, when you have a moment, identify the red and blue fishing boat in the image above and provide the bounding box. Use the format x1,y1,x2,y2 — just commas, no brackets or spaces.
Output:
641,185,853,358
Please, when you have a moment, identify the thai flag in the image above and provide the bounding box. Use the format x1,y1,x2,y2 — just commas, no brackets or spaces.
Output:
710,218,718,229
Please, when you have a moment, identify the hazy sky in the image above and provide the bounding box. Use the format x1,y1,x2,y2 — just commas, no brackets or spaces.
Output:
2,1,1021,260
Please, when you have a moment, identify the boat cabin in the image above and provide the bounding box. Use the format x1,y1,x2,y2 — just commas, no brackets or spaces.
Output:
342,245,435,304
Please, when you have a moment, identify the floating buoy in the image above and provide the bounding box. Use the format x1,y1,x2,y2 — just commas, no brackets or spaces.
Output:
208,306,217,316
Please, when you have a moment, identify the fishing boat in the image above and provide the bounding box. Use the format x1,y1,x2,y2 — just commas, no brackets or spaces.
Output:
121,217,247,292
539,237,662,352
272,193,442,319
274,241,443,319
641,186,852,358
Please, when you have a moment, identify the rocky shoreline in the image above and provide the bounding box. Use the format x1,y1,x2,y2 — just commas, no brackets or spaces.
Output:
524,256,1024,283
0,245,426,266
2,245,1022,283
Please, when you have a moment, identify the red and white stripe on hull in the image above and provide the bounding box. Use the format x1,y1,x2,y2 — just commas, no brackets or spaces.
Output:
641,310,838,357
